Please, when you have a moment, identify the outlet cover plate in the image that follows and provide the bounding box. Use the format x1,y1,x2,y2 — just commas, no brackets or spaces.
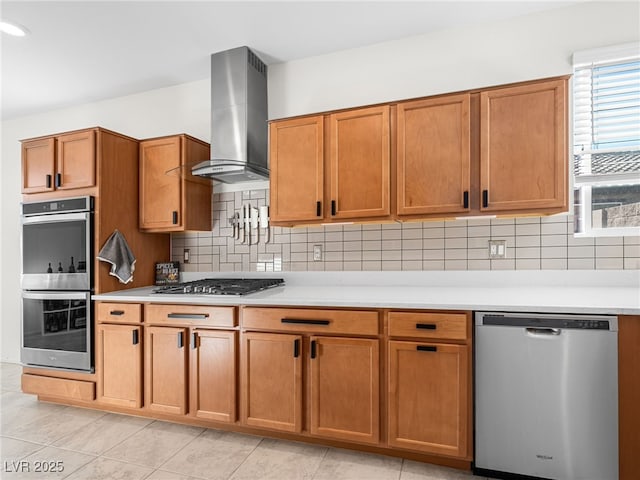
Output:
488,240,506,259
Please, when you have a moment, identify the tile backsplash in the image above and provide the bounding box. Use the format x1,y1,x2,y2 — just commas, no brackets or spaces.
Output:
171,190,640,272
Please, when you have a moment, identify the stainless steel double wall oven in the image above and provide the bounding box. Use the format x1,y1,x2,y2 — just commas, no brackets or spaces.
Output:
21,196,94,372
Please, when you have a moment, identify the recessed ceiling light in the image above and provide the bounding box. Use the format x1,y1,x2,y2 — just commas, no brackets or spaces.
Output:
0,20,29,37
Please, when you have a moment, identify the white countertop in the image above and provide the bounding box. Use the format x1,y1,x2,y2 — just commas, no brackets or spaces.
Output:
93,270,640,315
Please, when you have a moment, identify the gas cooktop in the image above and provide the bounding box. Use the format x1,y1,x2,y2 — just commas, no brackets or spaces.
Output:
152,278,284,296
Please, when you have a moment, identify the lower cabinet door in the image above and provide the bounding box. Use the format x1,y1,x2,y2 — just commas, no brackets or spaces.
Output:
241,332,302,432
96,323,142,408
388,340,469,458
190,329,237,422
309,336,379,444
145,326,189,415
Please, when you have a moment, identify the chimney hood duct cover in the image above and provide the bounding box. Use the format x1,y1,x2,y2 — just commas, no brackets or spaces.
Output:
191,46,269,183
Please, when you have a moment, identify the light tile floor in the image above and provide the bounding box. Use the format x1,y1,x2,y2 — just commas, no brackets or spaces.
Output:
1,363,492,480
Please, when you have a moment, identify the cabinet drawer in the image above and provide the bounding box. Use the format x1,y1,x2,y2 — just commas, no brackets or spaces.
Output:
242,307,379,335
145,304,236,328
22,374,95,401
388,311,468,340
96,302,142,324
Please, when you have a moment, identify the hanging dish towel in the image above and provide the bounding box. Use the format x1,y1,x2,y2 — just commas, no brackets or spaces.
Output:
97,229,136,284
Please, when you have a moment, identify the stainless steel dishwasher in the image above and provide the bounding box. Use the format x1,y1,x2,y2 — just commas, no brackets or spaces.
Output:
474,312,618,480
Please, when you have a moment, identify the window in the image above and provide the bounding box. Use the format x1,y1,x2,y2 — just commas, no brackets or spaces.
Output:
573,43,640,236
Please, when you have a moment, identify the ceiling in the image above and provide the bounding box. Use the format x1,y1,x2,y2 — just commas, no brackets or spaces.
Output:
1,1,578,121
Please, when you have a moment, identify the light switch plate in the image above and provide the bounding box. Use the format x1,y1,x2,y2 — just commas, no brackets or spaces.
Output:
488,240,507,259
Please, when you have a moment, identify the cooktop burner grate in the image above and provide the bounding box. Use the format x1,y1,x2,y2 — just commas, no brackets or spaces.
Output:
152,278,284,295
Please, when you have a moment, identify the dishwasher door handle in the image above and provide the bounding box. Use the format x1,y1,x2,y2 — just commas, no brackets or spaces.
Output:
526,327,561,336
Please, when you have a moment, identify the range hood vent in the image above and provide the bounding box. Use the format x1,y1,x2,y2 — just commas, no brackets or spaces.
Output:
192,46,269,183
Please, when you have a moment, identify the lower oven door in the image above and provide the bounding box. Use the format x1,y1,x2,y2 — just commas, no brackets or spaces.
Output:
21,291,92,372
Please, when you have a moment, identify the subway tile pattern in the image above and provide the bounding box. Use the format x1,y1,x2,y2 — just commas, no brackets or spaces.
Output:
171,190,640,272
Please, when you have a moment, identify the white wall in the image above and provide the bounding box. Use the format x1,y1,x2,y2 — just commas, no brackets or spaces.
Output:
268,1,640,118
2,1,638,362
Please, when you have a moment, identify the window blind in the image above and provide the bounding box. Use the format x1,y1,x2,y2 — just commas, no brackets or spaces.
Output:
573,58,640,179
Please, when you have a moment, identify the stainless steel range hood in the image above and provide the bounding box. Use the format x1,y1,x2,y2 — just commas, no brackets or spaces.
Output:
191,46,269,183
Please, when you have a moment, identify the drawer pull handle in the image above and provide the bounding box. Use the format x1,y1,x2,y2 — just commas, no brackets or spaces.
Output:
293,339,300,358
110,310,125,316
417,345,437,352
177,332,184,348
416,323,437,330
281,318,330,326
310,339,317,359
132,330,139,345
168,313,209,320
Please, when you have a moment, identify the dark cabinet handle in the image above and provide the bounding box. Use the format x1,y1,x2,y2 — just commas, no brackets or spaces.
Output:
132,330,139,345
46,174,52,189
293,339,300,358
55,173,62,188
417,345,437,352
310,340,317,359
168,313,209,320
177,332,184,348
172,211,178,224
482,190,489,208
281,318,330,326
110,310,125,316
463,191,469,209
331,200,336,216
416,323,437,330
191,332,197,349
316,201,322,217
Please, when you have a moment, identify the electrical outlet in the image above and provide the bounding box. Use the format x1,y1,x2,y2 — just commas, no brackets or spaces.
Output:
183,248,190,263
313,245,323,261
488,240,506,259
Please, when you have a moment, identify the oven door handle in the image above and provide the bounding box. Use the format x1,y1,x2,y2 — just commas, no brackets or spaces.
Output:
22,291,89,301
22,212,90,225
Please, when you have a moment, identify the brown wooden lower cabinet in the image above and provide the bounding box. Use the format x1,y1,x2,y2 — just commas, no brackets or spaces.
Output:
241,332,303,433
388,340,469,458
309,336,379,444
145,325,189,415
96,323,143,408
619,315,640,480
190,329,237,423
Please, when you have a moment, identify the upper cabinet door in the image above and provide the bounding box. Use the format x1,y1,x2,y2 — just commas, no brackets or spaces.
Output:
269,116,324,223
397,95,471,216
139,136,183,230
480,79,568,212
329,105,391,219
22,138,56,193
56,130,96,191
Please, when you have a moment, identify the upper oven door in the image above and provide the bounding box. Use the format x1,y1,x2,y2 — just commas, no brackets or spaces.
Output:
21,211,92,291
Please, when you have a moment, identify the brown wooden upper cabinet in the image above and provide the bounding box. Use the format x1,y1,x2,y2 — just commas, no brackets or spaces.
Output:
397,77,568,218
22,129,96,194
269,115,324,223
139,134,212,232
480,78,568,213
329,106,391,220
269,105,391,225
397,94,471,216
